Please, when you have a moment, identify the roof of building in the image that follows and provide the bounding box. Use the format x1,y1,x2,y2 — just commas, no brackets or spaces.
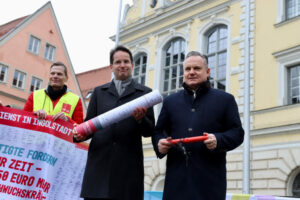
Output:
0,2,87,111
0,16,28,38
76,66,112,98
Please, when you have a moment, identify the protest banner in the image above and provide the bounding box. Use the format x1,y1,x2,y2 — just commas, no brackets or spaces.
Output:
0,106,88,200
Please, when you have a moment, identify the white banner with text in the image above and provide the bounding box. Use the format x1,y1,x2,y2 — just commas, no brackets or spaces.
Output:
0,106,88,200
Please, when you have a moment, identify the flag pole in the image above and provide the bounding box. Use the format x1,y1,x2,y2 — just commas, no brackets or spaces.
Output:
243,0,251,194
115,0,123,46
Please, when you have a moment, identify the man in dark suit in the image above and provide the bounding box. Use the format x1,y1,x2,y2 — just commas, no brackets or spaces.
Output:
74,46,155,200
152,51,244,200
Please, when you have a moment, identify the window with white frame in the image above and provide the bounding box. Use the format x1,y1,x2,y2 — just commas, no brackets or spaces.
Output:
12,70,26,89
27,35,41,55
0,63,8,83
133,53,147,85
286,0,300,19
273,45,300,106
206,25,227,91
288,64,300,104
30,76,43,92
161,38,185,98
44,43,56,61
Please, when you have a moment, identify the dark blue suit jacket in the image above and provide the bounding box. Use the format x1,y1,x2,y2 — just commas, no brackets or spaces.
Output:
152,85,244,200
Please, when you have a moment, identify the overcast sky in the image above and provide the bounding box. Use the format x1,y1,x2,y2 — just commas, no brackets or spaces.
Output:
0,0,133,74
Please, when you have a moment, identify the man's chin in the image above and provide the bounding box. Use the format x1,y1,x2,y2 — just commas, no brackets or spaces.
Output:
116,74,129,80
187,81,200,87
50,84,63,89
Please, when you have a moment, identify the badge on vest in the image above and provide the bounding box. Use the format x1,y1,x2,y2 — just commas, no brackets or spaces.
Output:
62,103,71,114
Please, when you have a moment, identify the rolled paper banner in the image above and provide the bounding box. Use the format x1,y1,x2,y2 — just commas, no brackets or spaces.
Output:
171,135,209,144
76,90,163,136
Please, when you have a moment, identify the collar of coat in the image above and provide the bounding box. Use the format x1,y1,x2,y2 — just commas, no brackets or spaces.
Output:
100,80,147,98
45,85,68,100
182,80,211,97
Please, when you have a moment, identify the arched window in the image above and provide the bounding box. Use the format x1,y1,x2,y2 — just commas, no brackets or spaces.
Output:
133,53,147,85
151,175,165,191
206,25,227,91
162,38,186,98
292,172,300,197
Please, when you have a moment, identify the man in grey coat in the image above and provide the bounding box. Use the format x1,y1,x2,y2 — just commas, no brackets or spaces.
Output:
152,51,244,200
74,46,155,200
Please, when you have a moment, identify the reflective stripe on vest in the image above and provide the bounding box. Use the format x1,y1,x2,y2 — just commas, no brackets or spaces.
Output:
33,89,79,118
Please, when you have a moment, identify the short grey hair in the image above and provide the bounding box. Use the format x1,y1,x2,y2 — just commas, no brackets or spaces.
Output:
185,51,208,66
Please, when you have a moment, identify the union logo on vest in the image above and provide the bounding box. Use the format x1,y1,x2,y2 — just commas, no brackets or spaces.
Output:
62,103,71,114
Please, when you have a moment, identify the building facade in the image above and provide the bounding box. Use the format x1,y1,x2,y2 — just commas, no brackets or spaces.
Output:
0,2,84,109
115,0,300,197
76,66,112,107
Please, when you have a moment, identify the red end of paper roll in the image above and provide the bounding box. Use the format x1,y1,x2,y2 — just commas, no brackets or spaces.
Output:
75,120,97,137
75,124,88,137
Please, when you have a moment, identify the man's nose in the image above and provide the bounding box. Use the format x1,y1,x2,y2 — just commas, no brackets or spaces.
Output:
189,68,195,73
120,61,127,67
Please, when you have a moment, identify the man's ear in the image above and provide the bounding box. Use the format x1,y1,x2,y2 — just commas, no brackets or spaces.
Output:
206,67,210,76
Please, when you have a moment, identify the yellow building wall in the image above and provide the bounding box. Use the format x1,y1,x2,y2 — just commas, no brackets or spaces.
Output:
253,131,300,146
254,0,300,110
230,2,243,37
123,0,230,43
148,35,156,66
228,2,243,98
144,148,157,157
187,19,199,51
147,70,155,88
253,0,300,133
144,0,156,18
125,0,143,25
254,105,300,129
